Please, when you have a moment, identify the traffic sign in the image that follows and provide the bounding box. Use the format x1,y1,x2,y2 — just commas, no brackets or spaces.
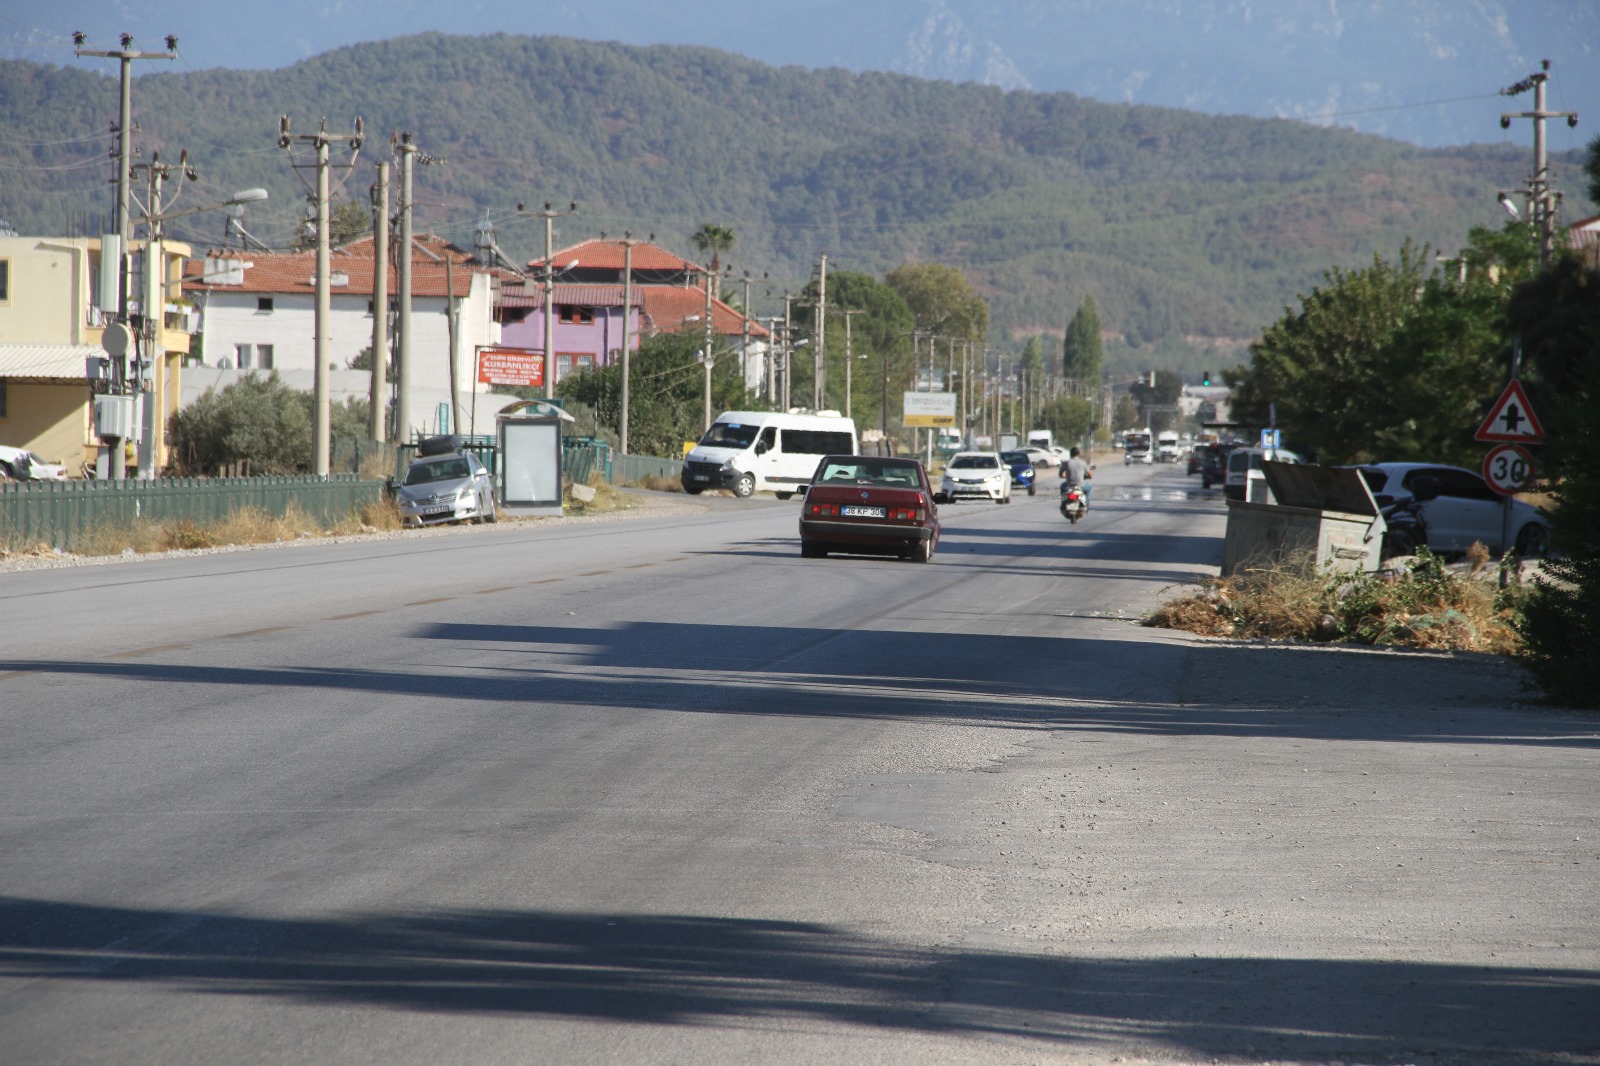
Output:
1475,379,1545,443
1482,443,1535,496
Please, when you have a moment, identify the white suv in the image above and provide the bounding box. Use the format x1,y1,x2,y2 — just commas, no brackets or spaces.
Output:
938,451,1012,504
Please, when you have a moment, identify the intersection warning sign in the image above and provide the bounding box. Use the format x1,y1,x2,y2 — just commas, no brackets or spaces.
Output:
1474,379,1544,444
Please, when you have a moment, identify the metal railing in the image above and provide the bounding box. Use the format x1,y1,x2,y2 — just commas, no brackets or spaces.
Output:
0,475,381,552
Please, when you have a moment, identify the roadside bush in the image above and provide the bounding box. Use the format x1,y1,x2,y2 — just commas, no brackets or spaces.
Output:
1147,550,1526,655
169,372,370,475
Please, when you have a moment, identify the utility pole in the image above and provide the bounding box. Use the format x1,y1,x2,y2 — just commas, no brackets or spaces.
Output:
389,133,440,445
1499,60,1579,264
780,292,797,411
614,232,651,456
369,161,389,442
525,201,577,399
841,309,863,421
700,264,716,433
131,150,194,478
74,31,175,479
766,316,781,404
280,115,365,476
737,271,757,400
813,253,827,409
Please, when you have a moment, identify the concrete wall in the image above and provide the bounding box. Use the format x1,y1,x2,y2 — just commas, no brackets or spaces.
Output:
0,381,90,468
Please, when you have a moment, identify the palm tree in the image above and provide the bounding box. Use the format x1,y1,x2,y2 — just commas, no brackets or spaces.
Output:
689,223,736,297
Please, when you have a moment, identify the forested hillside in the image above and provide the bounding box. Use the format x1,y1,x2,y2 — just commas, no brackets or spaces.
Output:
1,32,1579,362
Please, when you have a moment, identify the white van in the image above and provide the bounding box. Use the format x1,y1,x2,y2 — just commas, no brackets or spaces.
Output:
1157,431,1182,463
1123,429,1154,464
681,411,858,499
1224,445,1302,501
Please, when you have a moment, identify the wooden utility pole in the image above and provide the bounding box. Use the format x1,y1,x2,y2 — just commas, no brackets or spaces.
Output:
74,32,175,478
369,161,389,442
280,115,364,475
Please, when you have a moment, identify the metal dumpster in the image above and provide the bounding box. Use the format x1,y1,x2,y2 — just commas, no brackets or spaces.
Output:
1221,461,1384,577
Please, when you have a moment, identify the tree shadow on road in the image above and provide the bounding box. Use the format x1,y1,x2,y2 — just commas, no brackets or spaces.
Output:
1,896,1594,1061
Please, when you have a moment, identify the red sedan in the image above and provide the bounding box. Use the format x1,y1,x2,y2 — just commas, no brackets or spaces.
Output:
798,455,941,562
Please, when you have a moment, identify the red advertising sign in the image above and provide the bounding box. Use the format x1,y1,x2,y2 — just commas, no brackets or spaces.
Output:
476,347,544,388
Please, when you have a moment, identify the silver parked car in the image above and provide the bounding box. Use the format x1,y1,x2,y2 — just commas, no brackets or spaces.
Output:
395,446,498,527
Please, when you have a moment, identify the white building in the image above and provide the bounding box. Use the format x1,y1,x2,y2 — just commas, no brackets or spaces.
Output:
184,234,511,439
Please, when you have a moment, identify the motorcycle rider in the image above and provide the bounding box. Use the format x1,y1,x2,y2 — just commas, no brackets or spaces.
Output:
1061,446,1093,510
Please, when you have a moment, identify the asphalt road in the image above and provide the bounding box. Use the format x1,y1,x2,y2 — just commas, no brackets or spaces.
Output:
2,460,1596,1065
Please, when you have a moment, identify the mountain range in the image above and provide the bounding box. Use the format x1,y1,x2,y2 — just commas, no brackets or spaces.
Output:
0,31,1591,371
16,0,1597,148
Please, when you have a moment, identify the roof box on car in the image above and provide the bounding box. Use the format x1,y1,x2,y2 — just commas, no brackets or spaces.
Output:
417,434,463,457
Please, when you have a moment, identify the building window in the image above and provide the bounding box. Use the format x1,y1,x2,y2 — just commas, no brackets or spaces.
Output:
0,259,9,303
559,306,595,325
256,297,274,313
257,344,274,369
235,344,253,369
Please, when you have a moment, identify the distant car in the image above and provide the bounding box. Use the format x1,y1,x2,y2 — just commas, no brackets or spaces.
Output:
1224,446,1301,500
1353,462,1547,557
1199,441,1242,488
394,442,498,527
1022,445,1054,469
938,451,1012,504
998,449,1038,495
0,445,70,481
799,455,940,562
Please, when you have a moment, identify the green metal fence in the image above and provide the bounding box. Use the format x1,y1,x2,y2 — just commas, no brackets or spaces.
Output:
611,453,680,485
0,475,382,552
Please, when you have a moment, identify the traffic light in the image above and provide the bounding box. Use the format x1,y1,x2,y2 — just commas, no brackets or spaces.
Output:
1201,371,1213,386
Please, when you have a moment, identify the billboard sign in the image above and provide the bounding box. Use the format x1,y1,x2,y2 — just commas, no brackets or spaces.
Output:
903,391,957,428
477,347,544,389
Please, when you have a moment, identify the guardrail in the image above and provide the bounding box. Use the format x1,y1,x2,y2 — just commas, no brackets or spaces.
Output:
0,475,381,552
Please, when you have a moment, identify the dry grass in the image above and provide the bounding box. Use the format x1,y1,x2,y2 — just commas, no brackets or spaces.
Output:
1147,549,1527,655
52,499,402,559
563,475,634,514
630,474,684,493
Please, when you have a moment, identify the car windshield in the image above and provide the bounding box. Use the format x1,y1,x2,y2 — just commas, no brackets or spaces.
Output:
949,454,998,469
404,458,472,485
999,451,1028,463
816,460,922,487
698,422,759,448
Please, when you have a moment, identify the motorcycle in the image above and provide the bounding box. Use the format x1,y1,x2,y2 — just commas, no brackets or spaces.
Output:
1375,475,1438,560
1059,482,1088,523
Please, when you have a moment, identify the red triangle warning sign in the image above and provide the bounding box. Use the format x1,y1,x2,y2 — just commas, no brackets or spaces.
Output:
1475,379,1545,443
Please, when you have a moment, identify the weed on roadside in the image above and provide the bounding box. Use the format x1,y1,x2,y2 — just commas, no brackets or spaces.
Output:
1147,548,1527,654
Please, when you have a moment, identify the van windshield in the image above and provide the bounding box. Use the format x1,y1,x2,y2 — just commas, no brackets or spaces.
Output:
699,422,759,449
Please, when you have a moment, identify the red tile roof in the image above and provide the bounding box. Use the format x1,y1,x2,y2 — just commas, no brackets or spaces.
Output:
498,283,638,310
640,284,769,339
529,239,697,273
184,233,512,298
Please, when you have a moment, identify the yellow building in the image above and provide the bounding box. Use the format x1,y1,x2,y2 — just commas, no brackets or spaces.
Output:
0,235,193,474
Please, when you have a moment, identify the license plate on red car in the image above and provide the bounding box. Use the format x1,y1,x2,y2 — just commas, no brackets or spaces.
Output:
841,505,885,518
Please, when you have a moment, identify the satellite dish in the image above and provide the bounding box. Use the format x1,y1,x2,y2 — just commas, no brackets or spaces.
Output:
102,321,132,358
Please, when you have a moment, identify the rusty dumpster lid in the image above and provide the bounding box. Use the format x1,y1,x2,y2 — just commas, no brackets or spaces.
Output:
1260,461,1380,516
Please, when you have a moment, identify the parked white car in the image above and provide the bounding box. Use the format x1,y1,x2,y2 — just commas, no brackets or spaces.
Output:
1353,462,1548,556
0,445,70,481
938,451,1012,504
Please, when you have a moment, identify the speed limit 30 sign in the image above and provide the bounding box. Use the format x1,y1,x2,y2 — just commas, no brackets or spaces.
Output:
1482,443,1535,496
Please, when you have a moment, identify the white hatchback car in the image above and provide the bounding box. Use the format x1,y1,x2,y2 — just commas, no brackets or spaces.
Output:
1354,462,1547,556
938,451,1012,504
0,445,70,481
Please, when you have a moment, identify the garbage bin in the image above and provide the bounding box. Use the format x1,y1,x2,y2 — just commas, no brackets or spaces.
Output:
1221,461,1384,577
